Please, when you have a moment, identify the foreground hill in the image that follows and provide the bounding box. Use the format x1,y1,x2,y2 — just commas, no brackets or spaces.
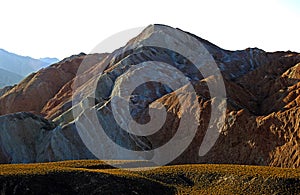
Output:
0,24,299,168
0,160,299,194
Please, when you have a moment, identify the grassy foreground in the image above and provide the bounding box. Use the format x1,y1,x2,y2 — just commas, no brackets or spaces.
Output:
0,160,300,194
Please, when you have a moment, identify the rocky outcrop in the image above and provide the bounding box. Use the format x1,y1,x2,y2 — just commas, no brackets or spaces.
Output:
0,85,14,97
40,53,110,119
0,112,94,163
0,112,56,163
0,24,299,168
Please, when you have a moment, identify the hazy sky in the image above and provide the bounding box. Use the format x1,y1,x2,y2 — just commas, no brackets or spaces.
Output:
0,0,299,59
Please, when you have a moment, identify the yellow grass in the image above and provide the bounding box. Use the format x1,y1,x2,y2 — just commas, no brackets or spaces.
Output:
0,160,300,194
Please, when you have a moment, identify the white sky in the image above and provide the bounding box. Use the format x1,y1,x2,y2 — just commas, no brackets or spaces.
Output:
0,0,299,59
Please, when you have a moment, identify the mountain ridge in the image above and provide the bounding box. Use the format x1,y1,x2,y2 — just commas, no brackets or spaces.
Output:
0,48,58,75
0,48,59,88
0,68,23,88
0,24,299,168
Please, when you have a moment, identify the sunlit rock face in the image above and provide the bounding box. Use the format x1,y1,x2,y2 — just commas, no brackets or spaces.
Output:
0,24,299,167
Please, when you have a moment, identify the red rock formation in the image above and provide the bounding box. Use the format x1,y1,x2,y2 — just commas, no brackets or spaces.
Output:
0,53,105,116
0,24,299,168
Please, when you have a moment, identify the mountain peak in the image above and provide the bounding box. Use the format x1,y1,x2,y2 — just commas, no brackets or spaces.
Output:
0,25,299,169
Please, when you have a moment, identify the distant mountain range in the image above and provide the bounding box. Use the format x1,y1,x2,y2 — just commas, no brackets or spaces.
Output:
38,57,60,64
0,68,22,88
0,49,58,88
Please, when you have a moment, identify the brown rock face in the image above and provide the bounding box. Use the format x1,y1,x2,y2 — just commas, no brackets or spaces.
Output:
0,53,106,116
40,53,109,119
0,24,299,167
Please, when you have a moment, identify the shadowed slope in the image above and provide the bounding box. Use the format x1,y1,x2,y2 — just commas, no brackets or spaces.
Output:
0,160,299,194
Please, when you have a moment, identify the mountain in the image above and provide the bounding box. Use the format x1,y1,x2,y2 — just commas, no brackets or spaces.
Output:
0,49,58,89
0,68,22,88
39,57,59,65
0,24,299,168
0,48,58,76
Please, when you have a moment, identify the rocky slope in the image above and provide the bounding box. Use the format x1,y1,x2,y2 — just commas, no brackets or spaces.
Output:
0,53,107,116
0,24,299,168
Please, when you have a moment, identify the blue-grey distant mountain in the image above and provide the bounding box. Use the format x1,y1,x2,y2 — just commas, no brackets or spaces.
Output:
0,49,58,88
0,68,23,88
0,49,59,76
39,57,59,65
